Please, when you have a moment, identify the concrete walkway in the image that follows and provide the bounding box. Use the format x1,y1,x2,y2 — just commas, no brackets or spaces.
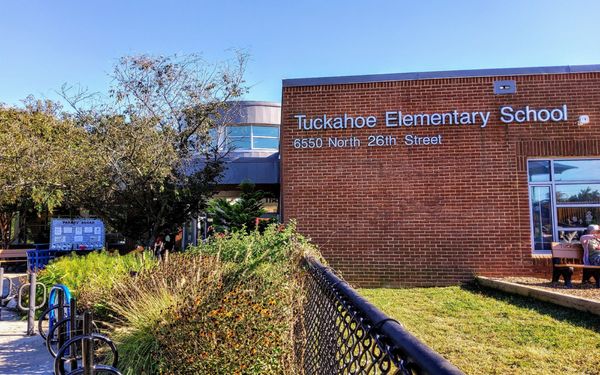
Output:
0,307,53,374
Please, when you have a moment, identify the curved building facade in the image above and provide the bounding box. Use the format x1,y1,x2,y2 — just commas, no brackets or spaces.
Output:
182,101,281,246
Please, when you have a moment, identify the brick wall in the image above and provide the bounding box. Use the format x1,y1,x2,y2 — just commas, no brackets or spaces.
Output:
281,72,600,287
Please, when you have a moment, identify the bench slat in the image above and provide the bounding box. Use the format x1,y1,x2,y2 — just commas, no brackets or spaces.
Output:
0,249,30,259
551,242,583,258
552,248,583,258
554,264,600,269
0,249,29,254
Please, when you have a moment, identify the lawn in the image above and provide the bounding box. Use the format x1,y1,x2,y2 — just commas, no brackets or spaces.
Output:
359,284,600,375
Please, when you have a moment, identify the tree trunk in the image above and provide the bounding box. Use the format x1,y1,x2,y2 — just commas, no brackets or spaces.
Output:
17,210,27,244
0,211,14,249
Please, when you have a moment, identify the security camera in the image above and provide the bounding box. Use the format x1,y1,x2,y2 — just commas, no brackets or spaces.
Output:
578,115,590,126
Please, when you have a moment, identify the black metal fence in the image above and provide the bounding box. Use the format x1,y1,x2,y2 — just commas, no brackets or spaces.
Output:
301,257,464,375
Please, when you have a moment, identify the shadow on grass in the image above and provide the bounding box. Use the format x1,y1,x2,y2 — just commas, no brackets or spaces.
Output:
461,282,600,333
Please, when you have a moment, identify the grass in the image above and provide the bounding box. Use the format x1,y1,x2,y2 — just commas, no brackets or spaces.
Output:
359,284,600,375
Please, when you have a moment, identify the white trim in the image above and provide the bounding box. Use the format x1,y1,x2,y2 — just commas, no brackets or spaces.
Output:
528,185,554,254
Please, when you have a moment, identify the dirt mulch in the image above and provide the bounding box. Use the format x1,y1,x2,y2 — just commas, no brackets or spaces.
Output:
500,276,600,302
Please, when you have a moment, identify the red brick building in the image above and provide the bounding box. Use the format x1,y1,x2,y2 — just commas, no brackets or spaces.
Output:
280,65,600,287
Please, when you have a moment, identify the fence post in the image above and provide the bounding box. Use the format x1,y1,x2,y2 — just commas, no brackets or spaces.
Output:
69,297,78,372
27,272,37,335
82,310,94,375
0,267,4,321
17,272,46,335
56,289,65,374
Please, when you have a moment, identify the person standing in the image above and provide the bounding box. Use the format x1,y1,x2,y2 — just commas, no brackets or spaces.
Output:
164,230,174,252
153,233,165,261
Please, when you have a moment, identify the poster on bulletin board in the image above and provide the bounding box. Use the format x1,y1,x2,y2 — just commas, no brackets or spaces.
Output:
50,218,105,251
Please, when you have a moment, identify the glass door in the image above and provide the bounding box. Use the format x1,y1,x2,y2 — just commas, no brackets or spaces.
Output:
530,185,554,251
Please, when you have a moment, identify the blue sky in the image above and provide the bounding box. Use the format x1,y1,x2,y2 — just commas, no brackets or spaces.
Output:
1,0,600,105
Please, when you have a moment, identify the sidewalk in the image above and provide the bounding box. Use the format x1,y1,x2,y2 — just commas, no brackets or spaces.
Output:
0,309,53,375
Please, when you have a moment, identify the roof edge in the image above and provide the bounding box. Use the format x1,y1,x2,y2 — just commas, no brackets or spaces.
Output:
282,64,600,88
231,100,281,107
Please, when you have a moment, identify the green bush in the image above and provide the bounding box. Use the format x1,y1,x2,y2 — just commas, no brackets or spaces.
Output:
188,223,303,266
102,222,319,374
206,181,269,233
37,250,156,315
37,223,319,374
107,255,225,374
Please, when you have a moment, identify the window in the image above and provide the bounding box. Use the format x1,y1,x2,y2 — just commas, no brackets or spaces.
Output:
226,125,279,150
227,126,252,149
528,159,600,253
553,160,600,181
530,186,553,251
527,160,551,182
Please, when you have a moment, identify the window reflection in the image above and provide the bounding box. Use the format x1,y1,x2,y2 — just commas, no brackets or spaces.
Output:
531,186,553,251
556,184,600,204
254,138,279,149
554,160,600,181
558,229,585,242
253,126,279,137
227,126,251,137
226,125,279,150
230,137,251,149
529,158,600,252
528,160,551,182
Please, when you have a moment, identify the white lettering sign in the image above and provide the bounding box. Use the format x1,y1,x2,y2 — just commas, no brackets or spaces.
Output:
385,110,490,128
294,114,377,131
499,105,567,123
295,104,569,132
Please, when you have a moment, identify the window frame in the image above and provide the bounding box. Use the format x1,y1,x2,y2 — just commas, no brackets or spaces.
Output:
226,124,279,151
528,158,600,254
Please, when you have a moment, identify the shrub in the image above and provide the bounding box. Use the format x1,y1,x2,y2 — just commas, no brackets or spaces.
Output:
101,222,318,374
38,223,319,374
37,250,156,315
155,269,296,374
206,181,271,233
187,222,314,273
107,255,225,374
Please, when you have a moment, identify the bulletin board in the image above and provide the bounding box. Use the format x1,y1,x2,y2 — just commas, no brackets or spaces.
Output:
50,218,105,251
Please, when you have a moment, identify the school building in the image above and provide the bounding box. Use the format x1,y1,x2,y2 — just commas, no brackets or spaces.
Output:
279,64,600,287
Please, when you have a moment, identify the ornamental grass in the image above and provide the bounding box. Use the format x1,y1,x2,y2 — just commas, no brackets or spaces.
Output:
38,250,156,318
40,223,319,374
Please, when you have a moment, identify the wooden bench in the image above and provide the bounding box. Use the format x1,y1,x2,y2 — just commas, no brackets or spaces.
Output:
0,248,29,266
551,242,600,288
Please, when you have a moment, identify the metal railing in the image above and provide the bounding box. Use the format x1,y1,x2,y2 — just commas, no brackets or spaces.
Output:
0,267,14,320
301,257,464,375
53,309,120,375
38,286,121,374
17,272,47,335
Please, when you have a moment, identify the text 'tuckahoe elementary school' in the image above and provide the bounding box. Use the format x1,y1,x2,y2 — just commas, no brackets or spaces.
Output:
276,64,600,287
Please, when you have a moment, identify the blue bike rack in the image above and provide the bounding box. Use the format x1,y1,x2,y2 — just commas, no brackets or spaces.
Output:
48,285,72,333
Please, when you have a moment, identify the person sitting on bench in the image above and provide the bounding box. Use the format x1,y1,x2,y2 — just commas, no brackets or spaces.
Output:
581,224,600,266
